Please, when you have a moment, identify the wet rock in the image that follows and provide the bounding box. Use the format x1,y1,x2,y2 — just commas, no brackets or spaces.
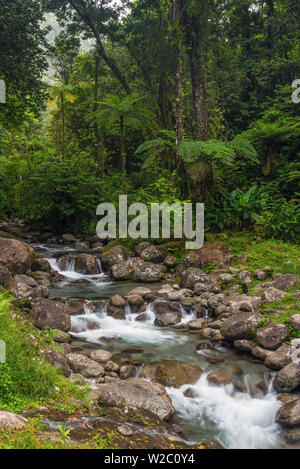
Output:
110,294,126,309
0,411,28,430
94,378,175,421
255,324,290,350
180,268,205,289
31,258,51,273
127,294,144,308
180,297,195,311
238,270,252,283
0,238,35,275
261,287,287,304
233,340,256,352
101,245,129,268
74,254,100,275
196,343,215,352
120,365,136,380
221,312,263,342
140,361,202,388
290,314,300,331
90,349,113,363
135,242,151,256
57,255,74,271
252,346,273,361
207,293,226,313
140,245,163,264
265,344,296,370
66,353,104,378
106,305,126,320
184,388,199,398
153,301,181,327
286,428,300,443
276,399,300,427
65,299,96,316
188,319,207,330
132,262,164,282
31,298,71,332
43,347,71,377
181,242,231,269
274,363,300,392
135,312,152,322
206,369,232,386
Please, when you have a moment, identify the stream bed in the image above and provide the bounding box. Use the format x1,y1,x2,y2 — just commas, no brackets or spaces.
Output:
34,242,287,449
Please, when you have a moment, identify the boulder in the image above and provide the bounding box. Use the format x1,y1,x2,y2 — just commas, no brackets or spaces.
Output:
221,312,263,342
153,301,181,327
0,265,16,291
127,294,144,307
14,274,37,288
66,353,104,378
127,287,152,298
132,262,164,282
65,299,96,316
16,283,34,298
74,254,100,275
206,370,232,386
261,287,286,304
106,305,126,320
251,346,273,361
218,273,235,286
181,242,231,269
194,276,221,295
0,238,35,275
94,378,175,421
101,246,129,268
140,361,202,388
135,242,151,256
120,365,136,380
233,340,256,352
31,298,71,332
57,255,74,271
290,315,300,331
276,399,300,428
265,344,296,370
274,363,300,392
31,258,51,273
286,428,300,443
91,349,113,363
140,245,163,264
54,331,71,344
188,319,207,330
110,294,127,309
272,274,300,292
255,270,267,281
62,234,77,244
43,348,71,377
0,411,28,430
238,270,252,283
180,268,205,289
255,324,290,350
164,256,177,268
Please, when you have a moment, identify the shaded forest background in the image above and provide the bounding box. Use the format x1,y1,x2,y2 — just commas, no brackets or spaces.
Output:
0,0,299,242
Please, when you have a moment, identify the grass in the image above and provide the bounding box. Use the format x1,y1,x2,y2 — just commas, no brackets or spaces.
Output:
258,293,300,339
0,291,89,413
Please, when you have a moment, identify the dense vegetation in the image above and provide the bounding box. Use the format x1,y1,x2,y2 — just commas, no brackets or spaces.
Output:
0,0,299,242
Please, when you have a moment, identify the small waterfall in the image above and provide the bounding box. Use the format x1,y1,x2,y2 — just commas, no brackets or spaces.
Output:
167,373,282,449
96,258,103,274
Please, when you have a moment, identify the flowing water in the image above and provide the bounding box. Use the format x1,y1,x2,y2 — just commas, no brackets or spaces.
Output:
34,243,287,449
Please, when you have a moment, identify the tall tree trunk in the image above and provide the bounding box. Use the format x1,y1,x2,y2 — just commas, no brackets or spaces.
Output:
61,92,65,159
93,50,101,176
190,51,208,141
120,117,127,194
